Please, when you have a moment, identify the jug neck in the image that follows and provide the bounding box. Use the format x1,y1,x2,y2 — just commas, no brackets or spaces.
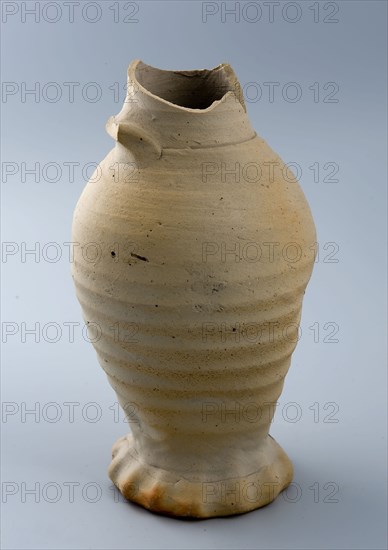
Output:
107,60,255,151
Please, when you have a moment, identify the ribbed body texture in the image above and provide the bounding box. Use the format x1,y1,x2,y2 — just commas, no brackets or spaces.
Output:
72,60,316,517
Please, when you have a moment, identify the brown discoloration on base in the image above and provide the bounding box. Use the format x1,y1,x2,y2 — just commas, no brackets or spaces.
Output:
109,433,293,518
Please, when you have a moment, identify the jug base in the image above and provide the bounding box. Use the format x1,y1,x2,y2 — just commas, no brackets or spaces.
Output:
109,433,293,518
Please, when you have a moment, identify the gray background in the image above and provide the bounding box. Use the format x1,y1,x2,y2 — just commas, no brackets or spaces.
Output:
1,1,387,549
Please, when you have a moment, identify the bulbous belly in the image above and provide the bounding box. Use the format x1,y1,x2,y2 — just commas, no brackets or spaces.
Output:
71,138,316,456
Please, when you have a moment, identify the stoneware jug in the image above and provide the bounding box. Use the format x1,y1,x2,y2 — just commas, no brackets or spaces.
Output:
71,60,316,518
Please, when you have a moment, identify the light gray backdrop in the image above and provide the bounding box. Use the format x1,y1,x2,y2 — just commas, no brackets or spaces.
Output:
1,1,387,549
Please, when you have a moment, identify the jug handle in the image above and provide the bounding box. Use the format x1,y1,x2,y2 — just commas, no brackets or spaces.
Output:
106,116,162,164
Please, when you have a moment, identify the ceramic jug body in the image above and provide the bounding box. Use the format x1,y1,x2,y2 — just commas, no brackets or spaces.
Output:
72,60,316,518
